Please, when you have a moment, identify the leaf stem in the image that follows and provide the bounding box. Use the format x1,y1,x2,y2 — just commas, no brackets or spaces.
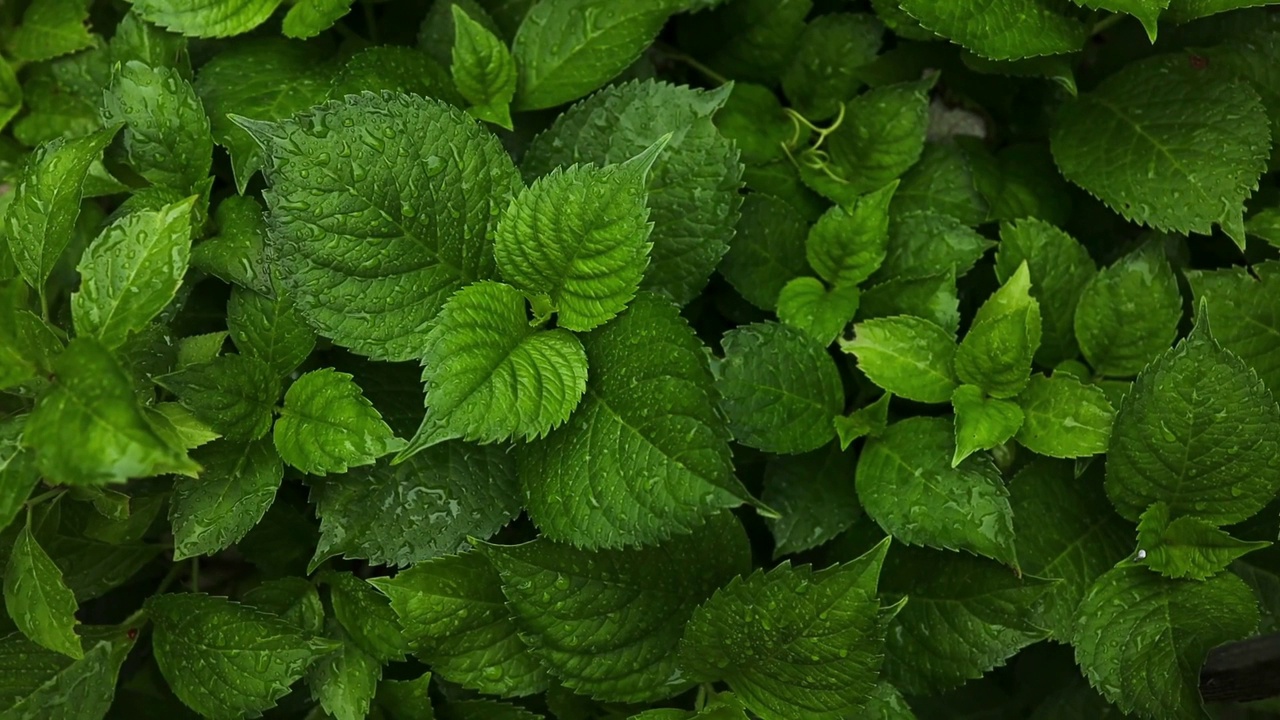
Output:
154,561,186,596
1090,12,1126,36
657,45,730,86
25,488,62,508
363,1,380,44
190,557,200,592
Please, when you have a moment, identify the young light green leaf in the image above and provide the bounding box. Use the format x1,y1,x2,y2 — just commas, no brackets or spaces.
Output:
1074,566,1258,720
283,0,356,39
307,621,381,720
176,332,227,369
156,355,279,442
404,282,587,453
679,559,885,720
511,0,679,110
775,277,860,347
169,439,283,561
896,0,1085,60
1185,260,1280,392
1074,241,1181,378
951,385,1023,467
371,552,548,697
1136,502,1270,580
323,571,409,663
843,316,957,404
482,513,750,702
311,443,521,568
192,196,273,295
890,143,989,228
954,261,1042,398
522,81,742,305
718,193,809,311
6,0,94,63
419,0,500,67
26,338,197,485
452,4,517,129
4,524,81,659
781,12,883,120
100,61,211,192
858,417,1018,567
717,322,844,454
147,593,336,720
763,444,861,557
1106,304,1280,525
1051,54,1270,246
834,393,891,451
238,93,521,361
71,198,195,351
4,129,116,294
858,271,960,335
0,634,135,719
806,182,897,287
873,211,993,283
1015,373,1115,458
149,403,220,451
227,287,316,378
129,0,285,38
521,295,749,549
995,219,1096,366
275,369,401,476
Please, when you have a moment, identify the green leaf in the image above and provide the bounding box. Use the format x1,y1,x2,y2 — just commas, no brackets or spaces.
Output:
375,671,436,720
714,83,792,166
1009,458,1131,642
169,439,283,560
873,211,993,283
194,39,334,194
482,512,750,702
896,0,1085,60
718,193,809,311
419,0,501,67
678,555,885,720
237,93,521,362
497,139,664,331
762,444,861,557
26,338,197,485
372,552,548,697
1185,260,1280,393
452,5,517,129
242,577,324,633
100,61,211,192
307,621,381,720
805,182,896,287
676,0,811,83
511,0,677,110
1015,373,1115,458
227,287,316,378
275,368,401,476
108,11,191,76
282,0,356,39
129,0,285,38
0,634,135,719
781,13,883,120
951,385,1023,466
176,332,227,369
858,271,960,335
324,571,409,663
440,699,544,720
521,295,749,549
192,196,273,295
1136,502,1270,580
328,46,460,105
4,524,81,659
4,128,116,294
1073,0,1167,40
1105,304,1280,524
834,393,891,451
310,443,521,568
404,282,587,452
0,58,20,133
522,81,743,305
843,316,957,404
775,277,860,347
717,322,843,454
0,283,63,391
1165,0,1274,22
0,420,38,533
71,199,194,351
156,355,280,442
890,143,989,228
6,0,94,63
1074,241,1181,378
879,545,1050,695
858,416,1017,566
954,261,1042,398
995,219,1096,367
1074,566,1258,720
1051,54,1270,246
147,592,335,720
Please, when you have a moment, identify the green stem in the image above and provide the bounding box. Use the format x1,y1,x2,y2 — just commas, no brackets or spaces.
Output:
154,561,186,596
362,1,380,44
190,557,200,592
659,46,730,86
25,488,62,508
1090,12,1126,35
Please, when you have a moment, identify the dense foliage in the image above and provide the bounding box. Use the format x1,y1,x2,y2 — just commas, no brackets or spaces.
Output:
0,0,1279,718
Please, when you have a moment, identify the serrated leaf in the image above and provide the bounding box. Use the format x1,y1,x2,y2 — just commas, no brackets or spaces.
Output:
239,93,521,361
951,385,1023,466
157,355,279,442
375,670,435,720
324,571,409,663
148,403,220,450
718,322,843,454
227,286,316,378
1051,54,1270,245
995,219,1095,366
452,5,517,128
192,196,272,294
404,282,587,453
307,620,381,720
1136,502,1270,580
858,271,960,335
328,46,460,105
1185,260,1280,392
71,199,194,351
843,316,957,404
1073,0,1168,40
275,368,401,475
4,525,81,659
6,0,94,63
100,61,211,192
1074,566,1257,720
955,261,1042,398
679,557,884,720
873,211,993,283
169,439,283,560
776,278,860,347
1015,373,1115,458
521,295,749,549
109,10,190,77
483,513,750,702
522,81,742,306
147,593,335,720
879,545,1050,695
372,552,548,697
419,0,500,67
283,0,356,39
512,0,678,110
857,416,1018,566
762,444,861,557
311,443,521,568
26,338,197,485
497,140,663,331
0,633,134,720
1074,241,1181,378
890,143,989,227
129,0,285,38
718,193,809,311
176,332,227,369
1106,305,1280,524
834,393,891,451
242,578,324,634
806,182,896,287
781,13,883,120
897,0,1085,60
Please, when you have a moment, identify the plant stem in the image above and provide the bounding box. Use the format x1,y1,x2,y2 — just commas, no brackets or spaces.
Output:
1090,12,1126,35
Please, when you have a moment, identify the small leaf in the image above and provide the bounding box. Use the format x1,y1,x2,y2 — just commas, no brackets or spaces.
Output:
324,571,409,663
307,621,381,720
170,439,283,561
1185,260,1280,394
1074,241,1181,378
100,61,212,192
275,369,402,476
995,218,1095,366
4,523,82,659
775,277,860,347
890,144,989,228
227,286,316,379
873,211,992,282
805,182,897,287
950,385,1023,467
1015,373,1115,458
781,12,883,120
833,393,891,450
156,355,280,442
6,0,95,62
452,4,517,129
843,316,957,404
192,196,273,295
1136,502,1270,580
283,0,356,39
954,261,1042,398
